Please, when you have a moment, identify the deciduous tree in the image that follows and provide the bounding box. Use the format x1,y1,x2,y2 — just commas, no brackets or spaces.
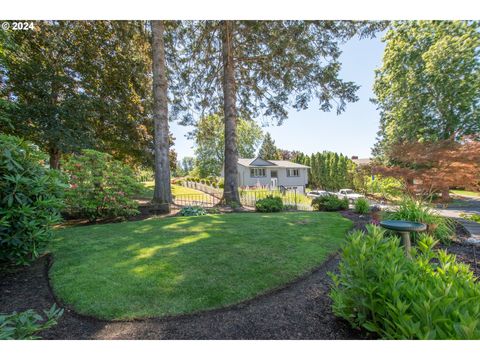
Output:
372,21,480,160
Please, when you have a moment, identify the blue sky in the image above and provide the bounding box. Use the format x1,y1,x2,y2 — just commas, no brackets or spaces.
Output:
170,32,386,161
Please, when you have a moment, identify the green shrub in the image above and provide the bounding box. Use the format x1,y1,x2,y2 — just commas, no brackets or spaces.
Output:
365,175,404,200
0,134,66,266
354,197,370,214
330,225,480,339
178,206,207,216
0,304,64,340
218,178,224,189
311,194,348,211
255,195,283,212
385,197,454,243
63,150,143,221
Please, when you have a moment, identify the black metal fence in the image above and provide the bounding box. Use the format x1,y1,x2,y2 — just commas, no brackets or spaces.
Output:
172,194,220,208
173,185,313,211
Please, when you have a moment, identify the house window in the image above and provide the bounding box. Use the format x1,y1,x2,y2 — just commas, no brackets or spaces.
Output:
250,168,266,177
287,169,299,177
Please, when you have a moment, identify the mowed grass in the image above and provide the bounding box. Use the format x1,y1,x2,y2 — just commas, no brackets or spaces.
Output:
49,212,351,320
451,189,480,198
136,181,204,199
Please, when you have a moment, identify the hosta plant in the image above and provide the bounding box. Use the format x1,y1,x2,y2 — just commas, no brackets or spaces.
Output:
178,206,207,216
0,304,63,340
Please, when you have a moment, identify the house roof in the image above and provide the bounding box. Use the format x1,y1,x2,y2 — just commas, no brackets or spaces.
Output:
238,157,310,168
351,158,372,166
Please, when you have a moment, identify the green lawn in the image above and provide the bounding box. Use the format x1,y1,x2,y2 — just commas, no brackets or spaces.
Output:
451,189,480,198
136,181,204,199
240,189,312,206
49,212,351,320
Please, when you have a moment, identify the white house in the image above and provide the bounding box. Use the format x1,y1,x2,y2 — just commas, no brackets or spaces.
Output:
223,157,310,194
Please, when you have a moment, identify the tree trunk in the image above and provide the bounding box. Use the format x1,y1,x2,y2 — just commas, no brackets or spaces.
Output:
151,20,172,213
49,146,61,170
220,21,241,206
441,187,450,201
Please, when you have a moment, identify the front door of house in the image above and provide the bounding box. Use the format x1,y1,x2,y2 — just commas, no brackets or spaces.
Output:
270,170,278,188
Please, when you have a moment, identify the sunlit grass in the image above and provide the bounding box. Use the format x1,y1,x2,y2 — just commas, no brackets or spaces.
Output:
49,212,351,320
136,181,204,200
451,190,480,198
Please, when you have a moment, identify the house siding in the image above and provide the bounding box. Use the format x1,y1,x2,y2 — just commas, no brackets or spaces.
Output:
237,164,308,193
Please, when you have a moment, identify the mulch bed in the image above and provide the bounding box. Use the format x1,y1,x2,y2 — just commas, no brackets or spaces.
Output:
2,210,477,339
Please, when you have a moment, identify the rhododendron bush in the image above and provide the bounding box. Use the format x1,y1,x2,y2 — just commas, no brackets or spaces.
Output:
63,150,143,220
0,134,65,265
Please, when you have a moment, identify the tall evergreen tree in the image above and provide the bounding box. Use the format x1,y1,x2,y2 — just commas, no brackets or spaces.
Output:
178,20,385,205
258,132,280,160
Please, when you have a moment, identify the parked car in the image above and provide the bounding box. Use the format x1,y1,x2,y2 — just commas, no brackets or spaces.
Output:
337,189,364,202
306,190,333,199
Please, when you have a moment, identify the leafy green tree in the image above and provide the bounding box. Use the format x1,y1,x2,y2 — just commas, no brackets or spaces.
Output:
372,21,480,160
0,21,153,168
193,114,263,177
258,132,280,160
178,20,385,205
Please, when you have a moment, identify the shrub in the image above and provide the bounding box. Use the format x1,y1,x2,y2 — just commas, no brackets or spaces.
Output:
354,198,370,214
255,195,283,212
0,135,66,266
0,304,64,340
63,150,143,221
384,197,454,243
178,206,207,216
218,178,224,189
365,175,405,200
330,225,480,339
311,194,348,211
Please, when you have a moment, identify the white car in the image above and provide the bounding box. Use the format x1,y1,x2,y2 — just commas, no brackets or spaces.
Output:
306,190,333,199
337,189,364,202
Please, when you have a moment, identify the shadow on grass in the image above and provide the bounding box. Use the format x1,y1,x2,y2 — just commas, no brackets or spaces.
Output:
49,212,352,320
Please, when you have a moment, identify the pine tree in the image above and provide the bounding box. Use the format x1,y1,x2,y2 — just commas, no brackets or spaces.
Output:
258,132,280,160
177,20,385,205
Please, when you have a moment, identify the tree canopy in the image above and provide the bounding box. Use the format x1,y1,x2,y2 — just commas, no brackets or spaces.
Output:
372,21,480,160
0,21,154,167
192,114,263,177
177,20,385,204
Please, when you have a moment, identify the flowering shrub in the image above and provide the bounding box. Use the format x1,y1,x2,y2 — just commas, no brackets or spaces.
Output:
63,150,143,221
0,134,66,266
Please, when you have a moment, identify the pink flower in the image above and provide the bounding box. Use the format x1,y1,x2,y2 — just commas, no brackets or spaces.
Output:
70,183,78,189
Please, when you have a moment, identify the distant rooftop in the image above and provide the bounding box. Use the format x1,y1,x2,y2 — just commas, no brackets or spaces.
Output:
351,156,372,166
238,157,310,168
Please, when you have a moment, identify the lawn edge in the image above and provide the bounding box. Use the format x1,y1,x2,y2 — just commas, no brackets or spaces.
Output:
46,248,344,322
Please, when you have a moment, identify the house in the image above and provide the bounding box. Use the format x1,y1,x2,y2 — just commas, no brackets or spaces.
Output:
351,156,372,166
224,157,310,194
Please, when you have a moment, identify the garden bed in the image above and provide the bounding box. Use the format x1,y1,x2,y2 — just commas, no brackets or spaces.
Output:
0,212,366,339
